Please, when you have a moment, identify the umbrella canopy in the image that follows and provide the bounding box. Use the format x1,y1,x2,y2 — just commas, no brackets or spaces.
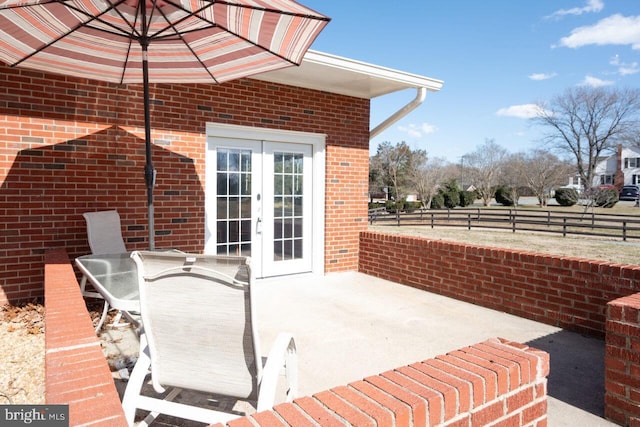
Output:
0,0,329,249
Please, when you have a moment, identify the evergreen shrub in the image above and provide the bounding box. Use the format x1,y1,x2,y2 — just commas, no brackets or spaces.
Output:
554,187,579,206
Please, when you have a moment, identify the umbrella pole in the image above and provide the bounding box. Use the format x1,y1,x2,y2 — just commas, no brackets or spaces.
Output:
142,40,155,251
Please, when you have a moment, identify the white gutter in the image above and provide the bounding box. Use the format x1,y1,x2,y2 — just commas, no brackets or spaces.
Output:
370,86,427,140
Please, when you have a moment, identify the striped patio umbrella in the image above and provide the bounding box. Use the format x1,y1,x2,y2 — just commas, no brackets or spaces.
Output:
0,0,329,249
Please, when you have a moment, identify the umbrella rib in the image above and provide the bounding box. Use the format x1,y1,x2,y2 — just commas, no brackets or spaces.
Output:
208,1,330,65
216,0,331,21
8,0,147,69
4,0,329,81
7,0,123,67
65,0,143,39
144,0,330,76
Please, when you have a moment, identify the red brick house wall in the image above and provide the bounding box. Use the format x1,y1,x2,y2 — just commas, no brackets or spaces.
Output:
0,64,370,304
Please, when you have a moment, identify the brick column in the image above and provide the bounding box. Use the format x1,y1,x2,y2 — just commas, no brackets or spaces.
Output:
606,293,640,425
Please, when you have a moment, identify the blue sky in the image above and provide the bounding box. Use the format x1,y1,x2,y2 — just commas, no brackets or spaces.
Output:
301,0,640,162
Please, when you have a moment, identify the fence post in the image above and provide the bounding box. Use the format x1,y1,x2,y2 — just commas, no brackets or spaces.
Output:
431,212,434,229
396,211,400,226
468,213,471,230
563,218,567,237
623,221,627,241
512,212,516,233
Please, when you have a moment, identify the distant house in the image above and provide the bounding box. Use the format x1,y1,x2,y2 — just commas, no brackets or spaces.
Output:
596,145,640,187
566,145,640,190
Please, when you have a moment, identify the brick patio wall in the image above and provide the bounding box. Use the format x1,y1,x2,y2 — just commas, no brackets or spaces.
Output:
360,231,640,338
605,293,640,426
44,248,127,426
44,248,550,427
214,338,549,427
1,64,370,305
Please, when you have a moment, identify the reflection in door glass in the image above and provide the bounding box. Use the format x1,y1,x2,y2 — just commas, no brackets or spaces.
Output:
217,149,252,256
273,152,303,261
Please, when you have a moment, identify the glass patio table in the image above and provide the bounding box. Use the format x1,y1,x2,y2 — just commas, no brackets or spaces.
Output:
75,252,141,314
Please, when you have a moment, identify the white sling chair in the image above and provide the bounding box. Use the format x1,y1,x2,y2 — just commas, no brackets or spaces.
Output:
81,210,128,331
122,251,298,426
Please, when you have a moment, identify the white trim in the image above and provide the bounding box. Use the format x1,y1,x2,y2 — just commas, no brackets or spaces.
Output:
303,50,444,92
206,123,326,277
206,123,327,145
250,50,443,99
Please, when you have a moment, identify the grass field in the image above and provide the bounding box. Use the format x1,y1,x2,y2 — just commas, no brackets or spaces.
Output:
369,199,640,266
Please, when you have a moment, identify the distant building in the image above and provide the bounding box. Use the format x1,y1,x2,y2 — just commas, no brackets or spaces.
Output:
566,145,640,189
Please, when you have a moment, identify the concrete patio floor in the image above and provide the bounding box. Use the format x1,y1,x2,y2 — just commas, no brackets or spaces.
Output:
104,271,616,426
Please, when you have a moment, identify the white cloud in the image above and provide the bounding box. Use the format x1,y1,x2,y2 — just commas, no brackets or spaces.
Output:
610,55,639,76
398,123,437,138
547,0,604,19
528,72,557,81
557,14,640,49
496,104,545,119
619,64,640,76
579,75,614,87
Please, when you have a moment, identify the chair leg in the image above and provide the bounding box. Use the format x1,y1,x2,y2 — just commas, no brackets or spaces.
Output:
94,300,110,333
256,333,297,412
122,334,152,426
285,342,298,402
137,388,182,427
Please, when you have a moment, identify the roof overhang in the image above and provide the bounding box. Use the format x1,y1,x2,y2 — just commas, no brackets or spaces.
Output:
250,50,443,99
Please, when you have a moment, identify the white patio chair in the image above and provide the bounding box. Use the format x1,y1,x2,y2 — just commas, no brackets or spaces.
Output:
122,251,298,426
81,210,129,331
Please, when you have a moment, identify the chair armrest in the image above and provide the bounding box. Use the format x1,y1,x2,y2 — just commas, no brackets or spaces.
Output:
256,333,297,412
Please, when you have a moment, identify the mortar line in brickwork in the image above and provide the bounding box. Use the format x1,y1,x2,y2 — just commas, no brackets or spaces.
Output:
46,341,101,354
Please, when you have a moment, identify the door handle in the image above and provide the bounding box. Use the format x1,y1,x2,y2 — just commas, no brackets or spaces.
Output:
256,217,263,234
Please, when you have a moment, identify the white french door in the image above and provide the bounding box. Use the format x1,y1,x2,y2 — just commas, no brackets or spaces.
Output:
205,135,316,278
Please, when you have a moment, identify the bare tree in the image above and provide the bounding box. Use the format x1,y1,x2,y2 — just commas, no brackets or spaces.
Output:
407,156,450,208
533,87,640,192
464,139,508,206
500,152,528,207
521,149,574,206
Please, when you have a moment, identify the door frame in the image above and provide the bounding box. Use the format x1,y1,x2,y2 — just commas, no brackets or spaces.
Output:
205,122,326,277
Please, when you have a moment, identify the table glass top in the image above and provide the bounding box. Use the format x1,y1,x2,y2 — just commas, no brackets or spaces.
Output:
76,253,139,301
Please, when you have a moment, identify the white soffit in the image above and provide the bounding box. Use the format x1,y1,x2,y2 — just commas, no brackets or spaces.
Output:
250,50,443,99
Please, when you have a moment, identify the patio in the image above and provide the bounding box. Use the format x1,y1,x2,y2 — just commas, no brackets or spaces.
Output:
102,271,614,426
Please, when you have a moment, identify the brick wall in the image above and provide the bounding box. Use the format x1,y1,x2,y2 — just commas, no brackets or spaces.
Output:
359,231,640,338
605,293,640,425
44,249,549,427
216,336,549,427
0,65,370,305
44,248,127,426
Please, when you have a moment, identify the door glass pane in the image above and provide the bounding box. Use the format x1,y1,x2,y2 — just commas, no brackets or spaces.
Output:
216,197,228,219
217,148,252,256
240,197,251,218
241,174,251,195
217,173,228,195
273,151,303,261
294,196,303,216
217,152,227,171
